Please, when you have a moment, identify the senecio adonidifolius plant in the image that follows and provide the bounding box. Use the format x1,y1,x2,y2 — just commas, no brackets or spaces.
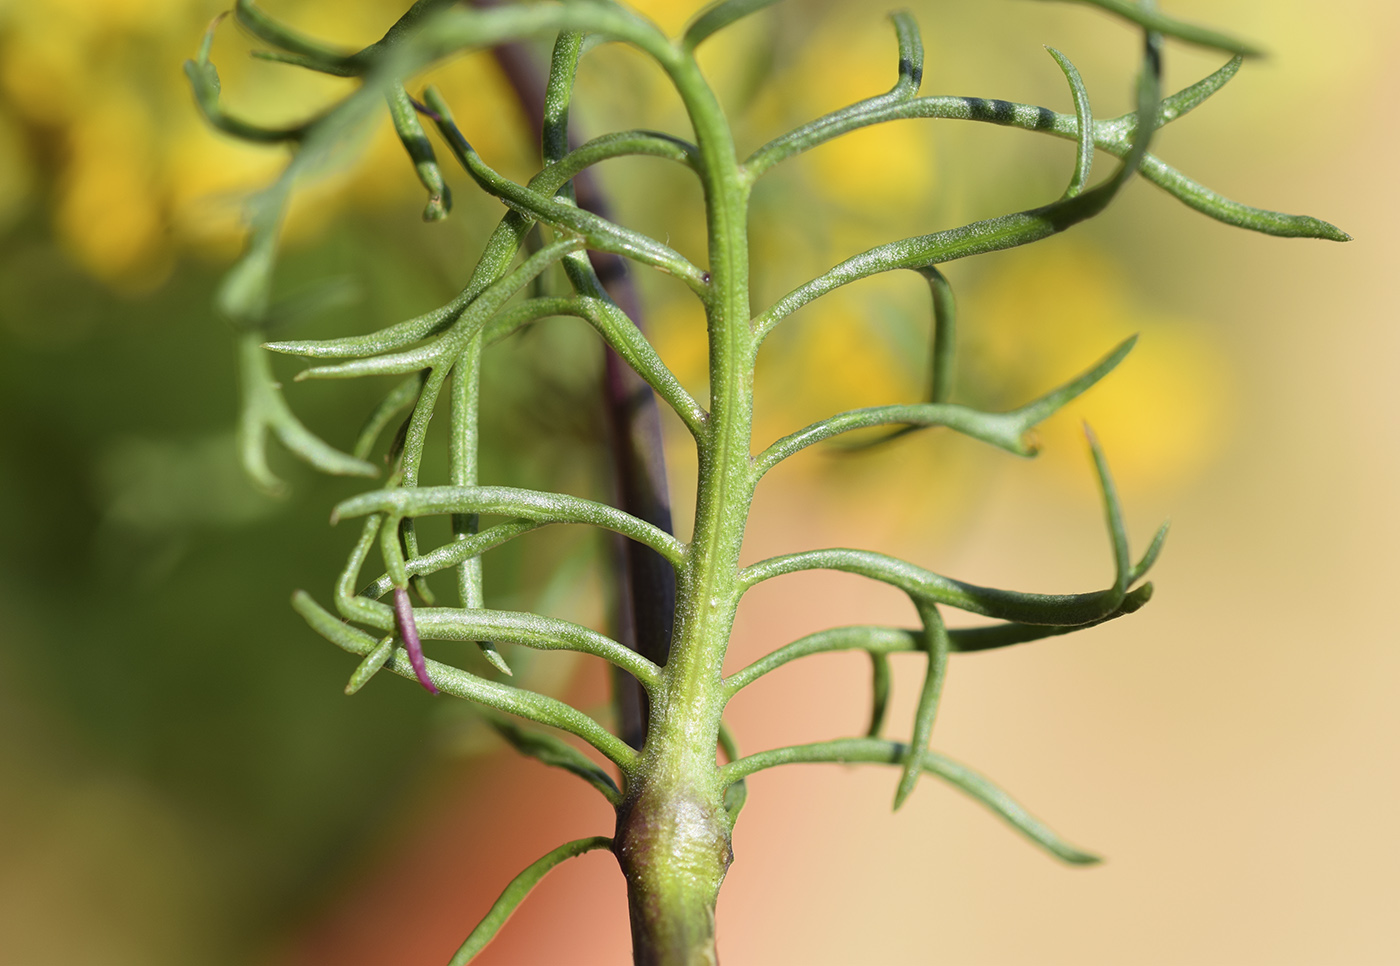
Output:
188,0,1347,961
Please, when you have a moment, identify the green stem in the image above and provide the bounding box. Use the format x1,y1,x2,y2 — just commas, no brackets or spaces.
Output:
612,40,753,966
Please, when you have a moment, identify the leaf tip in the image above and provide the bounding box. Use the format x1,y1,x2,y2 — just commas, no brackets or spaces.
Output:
1081,420,1101,450
1063,849,1104,867
481,643,513,676
893,766,919,811
393,586,438,695
1129,581,1154,607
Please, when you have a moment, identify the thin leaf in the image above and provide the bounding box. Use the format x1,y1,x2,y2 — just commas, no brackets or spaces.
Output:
1046,47,1093,198
233,0,356,71
354,372,427,461
236,333,378,495
739,547,1129,627
295,239,583,381
922,749,1100,864
895,603,949,809
447,836,614,965
1131,521,1170,582
922,267,956,405
717,737,1099,864
752,29,1162,342
1038,0,1263,57
292,591,639,769
488,716,621,804
753,336,1133,476
249,47,357,77
718,722,748,821
885,10,926,99
387,82,452,221
723,584,1154,696
1011,336,1136,434
336,594,664,689
423,87,708,293
334,484,687,567
682,0,786,52
359,520,546,601
744,47,1346,241
949,582,1152,652
866,651,892,738
345,635,396,694
1084,424,1131,591
184,16,310,144
1135,152,1351,240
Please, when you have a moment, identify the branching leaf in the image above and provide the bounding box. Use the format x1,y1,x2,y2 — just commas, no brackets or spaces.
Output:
423,87,709,293
235,333,377,495
724,583,1154,696
745,56,1346,242
293,591,639,769
334,484,687,568
753,336,1135,475
184,16,311,144
718,737,1099,864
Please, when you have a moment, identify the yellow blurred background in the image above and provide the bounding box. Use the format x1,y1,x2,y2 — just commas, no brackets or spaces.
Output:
0,0,1395,963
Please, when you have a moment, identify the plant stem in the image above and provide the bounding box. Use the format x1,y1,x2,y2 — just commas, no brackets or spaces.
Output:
613,47,753,966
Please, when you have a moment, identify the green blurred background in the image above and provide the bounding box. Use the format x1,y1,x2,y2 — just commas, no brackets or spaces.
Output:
0,1,1395,964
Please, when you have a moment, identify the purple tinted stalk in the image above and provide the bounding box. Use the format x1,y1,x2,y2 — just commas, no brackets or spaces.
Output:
393,586,438,694
483,19,676,750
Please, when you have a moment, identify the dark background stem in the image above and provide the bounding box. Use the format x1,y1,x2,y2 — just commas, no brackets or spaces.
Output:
483,18,676,751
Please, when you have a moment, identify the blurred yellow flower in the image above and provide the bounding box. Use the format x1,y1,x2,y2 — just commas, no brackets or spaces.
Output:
0,105,34,232
0,0,529,291
965,244,1233,493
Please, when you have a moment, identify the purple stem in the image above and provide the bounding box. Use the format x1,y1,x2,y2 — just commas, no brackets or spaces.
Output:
393,586,439,694
481,19,676,750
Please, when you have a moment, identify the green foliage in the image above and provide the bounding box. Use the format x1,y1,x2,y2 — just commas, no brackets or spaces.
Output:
191,1,1344,961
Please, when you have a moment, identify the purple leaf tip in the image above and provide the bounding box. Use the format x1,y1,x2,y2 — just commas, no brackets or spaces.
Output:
393,586,438,694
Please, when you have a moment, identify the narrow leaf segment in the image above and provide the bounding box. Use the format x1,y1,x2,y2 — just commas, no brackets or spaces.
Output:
718,738,1100,865
447,836,615,965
